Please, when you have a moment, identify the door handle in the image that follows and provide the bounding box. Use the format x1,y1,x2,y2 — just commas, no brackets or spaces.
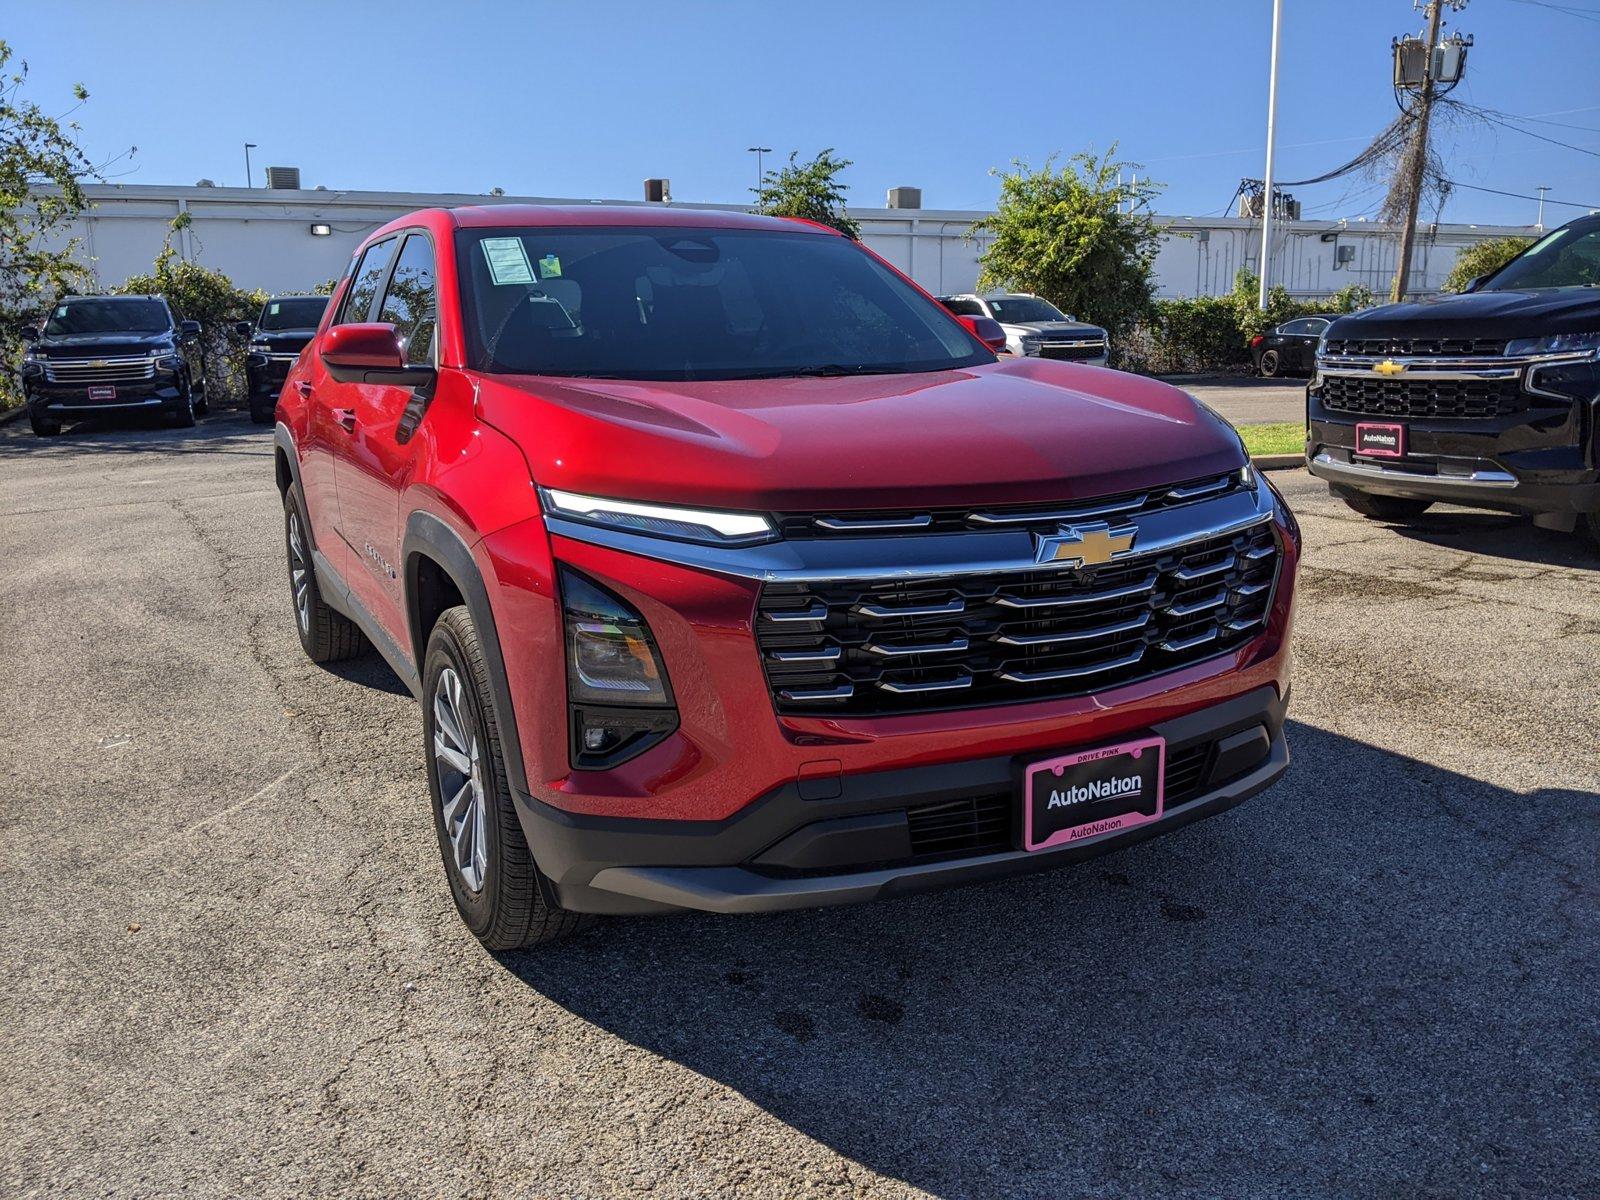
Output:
334,408,357,434
295,380,314,398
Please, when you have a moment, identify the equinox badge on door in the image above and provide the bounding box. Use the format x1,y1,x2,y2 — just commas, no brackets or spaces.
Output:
1034,521,1138,568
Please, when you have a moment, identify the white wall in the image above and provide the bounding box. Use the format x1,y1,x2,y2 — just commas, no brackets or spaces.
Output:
37,184,1536,303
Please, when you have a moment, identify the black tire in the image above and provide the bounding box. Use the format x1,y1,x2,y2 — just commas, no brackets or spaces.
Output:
248,399,273,425
1584,511,1600,552
1340,491,1434,521
423,605,588,951
169,376,197,428
29,409,62,437
282,482,364,663
1259,349,1281,378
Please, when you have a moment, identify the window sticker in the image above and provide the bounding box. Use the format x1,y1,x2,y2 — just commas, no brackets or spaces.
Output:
56,305,68,318
268,302,280,316
481,237,535,285
538,253,562,279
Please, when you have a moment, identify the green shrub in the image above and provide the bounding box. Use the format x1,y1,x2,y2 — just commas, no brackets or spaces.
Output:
1441,235,1534,293
1115,270,1374,375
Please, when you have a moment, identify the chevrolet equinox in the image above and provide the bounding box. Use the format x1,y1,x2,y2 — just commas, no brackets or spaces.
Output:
274,206,1300,949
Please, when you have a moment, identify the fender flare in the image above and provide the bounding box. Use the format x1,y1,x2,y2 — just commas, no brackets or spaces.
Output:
402,511,531,796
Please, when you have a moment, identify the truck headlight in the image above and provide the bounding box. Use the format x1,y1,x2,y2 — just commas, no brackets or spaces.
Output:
156,354,183,372
1505,331,1600,358
560,567,677,768
541,488,776,546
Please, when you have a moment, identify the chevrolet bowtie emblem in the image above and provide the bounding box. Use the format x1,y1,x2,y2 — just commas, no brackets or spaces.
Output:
1035,521,1137,568
90,359,108,367
1373,359,1406,377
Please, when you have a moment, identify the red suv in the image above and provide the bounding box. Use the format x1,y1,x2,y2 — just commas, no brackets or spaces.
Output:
274,206,1300,949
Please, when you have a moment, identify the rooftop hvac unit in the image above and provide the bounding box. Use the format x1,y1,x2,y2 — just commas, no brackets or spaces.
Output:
886,186,922,210
644,178,671,203
264,166,301,190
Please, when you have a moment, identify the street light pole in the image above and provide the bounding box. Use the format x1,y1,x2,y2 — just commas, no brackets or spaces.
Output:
747,146,772,195
1535,185,1550,229
244,142,258,189
1257,0,1283,310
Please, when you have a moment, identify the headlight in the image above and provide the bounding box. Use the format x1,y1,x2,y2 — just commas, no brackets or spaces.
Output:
1015,335,1041,356
559,567,678,768
1238,462,1257,490
1504,331,1600,358
541,487,776,545
22,347,44,363
156,355,183,371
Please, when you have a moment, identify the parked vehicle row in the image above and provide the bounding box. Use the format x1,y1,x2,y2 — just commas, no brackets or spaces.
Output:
1307,212,1600,546
938,293,1111,367
274,205,1299,950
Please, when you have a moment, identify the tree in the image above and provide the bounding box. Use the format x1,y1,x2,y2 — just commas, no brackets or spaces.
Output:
0,40,130,408
751,148,860,239
116,213,266,403
1442,235,1534,293
971,149,1163,342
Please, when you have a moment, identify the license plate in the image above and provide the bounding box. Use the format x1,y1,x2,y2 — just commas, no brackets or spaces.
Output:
1020,735,1165,852
87,384,117,401
1355,421,1405,458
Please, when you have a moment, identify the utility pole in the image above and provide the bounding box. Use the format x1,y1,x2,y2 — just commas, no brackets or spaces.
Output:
1390,0,1445,303
1535,185,1550,229
1257,0,1283,310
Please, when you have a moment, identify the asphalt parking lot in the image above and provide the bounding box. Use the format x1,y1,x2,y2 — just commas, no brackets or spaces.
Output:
2,412,1596,1199
1174,374,1306,426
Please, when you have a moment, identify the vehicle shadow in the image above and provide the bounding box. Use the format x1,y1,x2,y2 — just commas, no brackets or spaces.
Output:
1381,509,1597,570
501,720,1598,1197
0,411,270,460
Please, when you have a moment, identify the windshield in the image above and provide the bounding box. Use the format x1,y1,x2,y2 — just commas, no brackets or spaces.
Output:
43,298,169,335
1483,222,1600,290
986,296,1068,324
259,297,328,330
456,226,991,381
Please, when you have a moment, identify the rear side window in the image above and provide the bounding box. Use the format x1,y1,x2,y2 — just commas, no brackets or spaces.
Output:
377,234,438,365
337,238,396,325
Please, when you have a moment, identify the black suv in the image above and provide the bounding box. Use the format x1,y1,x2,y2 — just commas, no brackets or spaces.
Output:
1308,214,1600,546
21,295,207,436
236,294,328,424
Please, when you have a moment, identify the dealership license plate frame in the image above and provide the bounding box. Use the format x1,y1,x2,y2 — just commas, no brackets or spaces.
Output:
1355,421,1406,459
87,384,118,402
1018,734,1166,852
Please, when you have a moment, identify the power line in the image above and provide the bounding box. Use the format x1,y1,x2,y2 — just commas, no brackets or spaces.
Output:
1452,101,1600,157
1505,0,1600,21
1442,179,1599,209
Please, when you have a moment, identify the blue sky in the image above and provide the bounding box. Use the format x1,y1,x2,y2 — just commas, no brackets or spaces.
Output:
12,0,1599,226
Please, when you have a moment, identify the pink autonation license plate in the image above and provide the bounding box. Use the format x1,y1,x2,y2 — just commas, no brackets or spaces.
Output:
1022,735,1166,852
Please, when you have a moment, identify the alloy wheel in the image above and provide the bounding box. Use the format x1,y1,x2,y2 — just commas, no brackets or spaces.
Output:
287,509,311,635
432,667,487,894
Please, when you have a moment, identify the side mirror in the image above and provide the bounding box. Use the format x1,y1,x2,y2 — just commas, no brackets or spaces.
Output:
233,320,252,337
20,326,39,342
180,319,202,337
958,314,1009,353
1463,274,1489,294
319,323,437,391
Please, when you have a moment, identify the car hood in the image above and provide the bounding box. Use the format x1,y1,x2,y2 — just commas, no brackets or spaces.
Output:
252,329,318,352
1001,320,1107,338
476,359,1243,512
1326,287,1600,342
36,332,173,355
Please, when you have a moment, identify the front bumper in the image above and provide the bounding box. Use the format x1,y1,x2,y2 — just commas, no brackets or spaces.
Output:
27,379,184,416
518,685,1288,914
247,354,298,398
1306,370,1600,516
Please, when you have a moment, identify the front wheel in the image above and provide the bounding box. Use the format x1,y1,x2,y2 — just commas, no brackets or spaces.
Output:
1259,349,1280,378
169,376,197,428
29,408,62,437
1340,490,1434,521
1584,511,1600,552
248,398,273,425
423,606,588,951
282,482,364,662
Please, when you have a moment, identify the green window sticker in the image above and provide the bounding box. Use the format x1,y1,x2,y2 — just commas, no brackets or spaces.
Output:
481,237,535,285
538,254,562,279
268,301,280,316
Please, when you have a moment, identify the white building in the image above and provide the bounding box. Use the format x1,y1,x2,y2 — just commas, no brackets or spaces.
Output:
39,182,1536,302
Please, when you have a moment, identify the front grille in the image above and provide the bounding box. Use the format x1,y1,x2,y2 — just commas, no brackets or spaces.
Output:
757,521,1279,715
776,471,1246,539
1320,374,1526,420
1323,336,1508,358
43,355,157,385
1039,340,1106,362
900,741,1222,862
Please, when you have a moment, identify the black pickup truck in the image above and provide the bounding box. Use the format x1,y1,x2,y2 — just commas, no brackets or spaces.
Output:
1308,213,1600,547
21,295,207,436
236,295,329,424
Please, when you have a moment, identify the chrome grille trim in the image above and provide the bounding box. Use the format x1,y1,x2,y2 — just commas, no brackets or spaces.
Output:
43,354,157,384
